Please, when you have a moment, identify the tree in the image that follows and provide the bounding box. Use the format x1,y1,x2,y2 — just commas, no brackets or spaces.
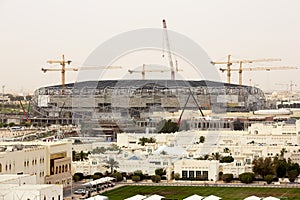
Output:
151,175,161,183
155,168,166,177
212,152,221,160
199,136,205,143
239,172,255,184
264,174,274,184
287,170,298,182
280,148,287,158
92,147,106,154
79,151,89,161
174,173,180,180
91,174,101,180
252,157,274,178
138,137,156,146
132,175,141,182
274,158,287,178
156,119,179,133
73,172,84,181
233,120,244,130
133,170,145,180
220,156,234,163
223,148,230,153
112,172,123,182
104,157,119,174
73,174,81,182
138,137,148,146
222,173,233,183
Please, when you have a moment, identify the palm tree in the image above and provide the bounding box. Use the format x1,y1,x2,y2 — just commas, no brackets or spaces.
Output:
223,148,230,153
212,152,221,160
280,148,286,158
138,137,148,146
104,157,119,174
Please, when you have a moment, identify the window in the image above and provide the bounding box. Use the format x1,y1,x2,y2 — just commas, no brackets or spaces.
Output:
202,171,208,180
0,163,2,172
182,170,188,179
189,171,195,179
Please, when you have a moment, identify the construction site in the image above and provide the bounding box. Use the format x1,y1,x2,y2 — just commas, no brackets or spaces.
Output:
4,19,300,140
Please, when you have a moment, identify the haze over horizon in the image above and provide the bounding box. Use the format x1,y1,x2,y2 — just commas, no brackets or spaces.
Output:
1,0,300,94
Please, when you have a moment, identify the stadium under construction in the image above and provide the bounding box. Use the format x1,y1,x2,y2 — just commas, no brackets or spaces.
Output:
31,80,266,130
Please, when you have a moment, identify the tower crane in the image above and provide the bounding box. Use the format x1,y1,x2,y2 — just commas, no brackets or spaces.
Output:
276,81,297,92
162,19,176,80
211,54,281,84
42,54,122,94
219,66,298,85
128,64,180,80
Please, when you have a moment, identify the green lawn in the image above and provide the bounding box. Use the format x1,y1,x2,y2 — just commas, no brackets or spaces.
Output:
102,185,300,200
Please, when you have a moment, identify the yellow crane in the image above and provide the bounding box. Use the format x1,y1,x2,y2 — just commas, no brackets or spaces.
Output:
211,54,281,84
128,64,182,80
219,66,298,85
42,54,122,94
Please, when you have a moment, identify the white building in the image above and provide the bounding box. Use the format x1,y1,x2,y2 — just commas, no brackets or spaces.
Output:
0,174,63,200
174,159,219,181
0,141,72,187
0,184,63,200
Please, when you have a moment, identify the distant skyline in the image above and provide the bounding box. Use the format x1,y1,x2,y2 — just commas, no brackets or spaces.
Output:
1,0,300,94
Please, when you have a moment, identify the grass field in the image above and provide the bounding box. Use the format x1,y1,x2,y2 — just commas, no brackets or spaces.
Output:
102,185,300,200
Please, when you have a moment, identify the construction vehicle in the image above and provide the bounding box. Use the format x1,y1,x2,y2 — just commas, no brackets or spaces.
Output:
211,54,281,84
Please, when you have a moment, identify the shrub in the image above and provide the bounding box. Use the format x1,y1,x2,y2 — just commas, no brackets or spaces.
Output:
239,172,255,184
112,172,123,182
264,174,273,184
133,170,144,180
132,175,141,182
174,173,180,180
220,156,234,163
151,175,161,183
288,170,298,182
73,174,80,182
73,172,84,181
222,173,233,183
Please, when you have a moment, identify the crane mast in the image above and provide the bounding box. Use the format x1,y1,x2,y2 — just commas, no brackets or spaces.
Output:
42,54,122,94
162,19,175,80
46,54,72,95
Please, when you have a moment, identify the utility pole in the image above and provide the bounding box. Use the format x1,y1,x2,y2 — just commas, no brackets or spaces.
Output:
46,54,72,95
226,54,232,84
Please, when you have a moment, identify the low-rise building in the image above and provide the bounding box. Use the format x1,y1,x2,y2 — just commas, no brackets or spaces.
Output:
0,141,72,187
174,159,219,181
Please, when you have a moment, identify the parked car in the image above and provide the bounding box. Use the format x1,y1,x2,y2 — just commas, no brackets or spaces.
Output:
74,188,86,194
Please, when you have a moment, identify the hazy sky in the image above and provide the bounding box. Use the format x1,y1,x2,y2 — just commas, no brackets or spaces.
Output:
1,0,300,94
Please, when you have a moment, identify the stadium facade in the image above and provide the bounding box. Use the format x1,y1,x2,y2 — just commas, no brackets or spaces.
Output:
31,79,266,126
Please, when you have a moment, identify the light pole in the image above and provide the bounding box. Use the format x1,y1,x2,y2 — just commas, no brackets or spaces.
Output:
1,85,4,123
